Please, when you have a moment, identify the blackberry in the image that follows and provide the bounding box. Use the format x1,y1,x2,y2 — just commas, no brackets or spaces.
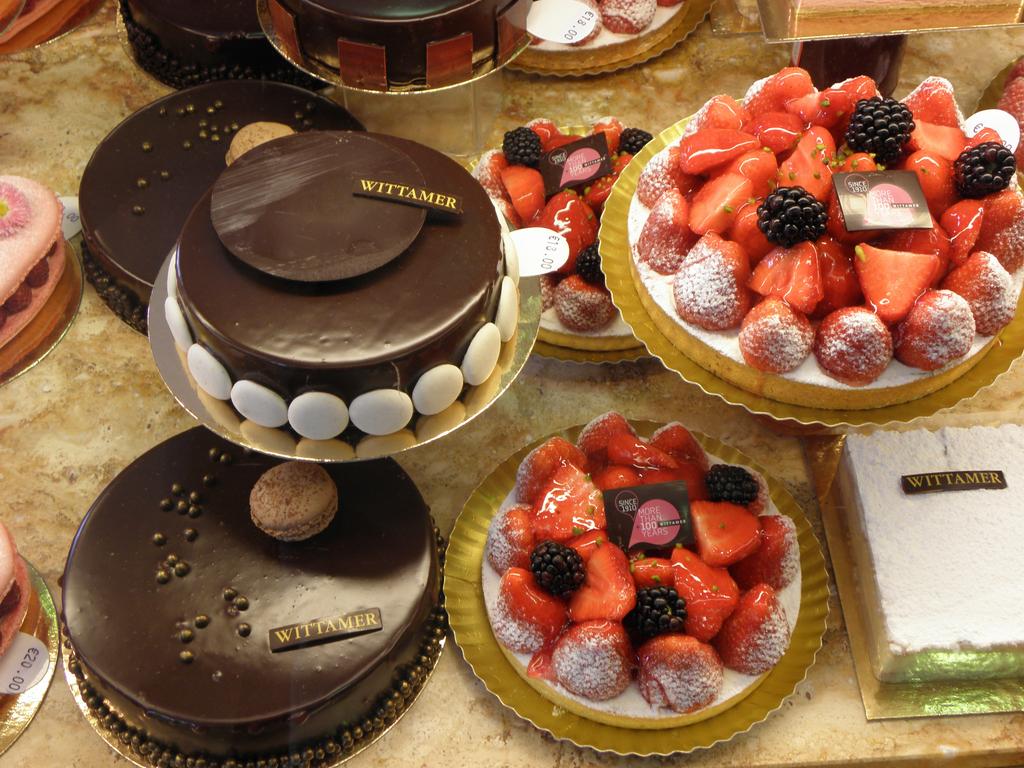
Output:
844,96,915,165
576,243,603,285
627,586,687,640
757,186,827,247
502,127,542,167
955,142,1017,199
705,464,759,506
530,541,585,599
620,127,654,155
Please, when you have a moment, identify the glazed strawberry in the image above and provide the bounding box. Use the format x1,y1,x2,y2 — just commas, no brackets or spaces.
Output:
583,152,631,213
536,190,598,272
552,620,634,701
688,172,753,235
714,584,790,675
473,149,509,200
901,76,961,128
976,186,1024,273
749,242,824,315
692,94,751,132
902,150,956,216
941,200,985,267
540,273,558,311
673,232,752,330
836,152,877,173
743,67,815,118
554,274,616,332
592,116,624,154
784,87,853,130
650,422,709,471
750,111,804,156
814,306,893,386
640,462,709,501
486,503,534,573
606,433,679,471
568,542,637,622
813,236,862,316
730,514,799,591
636,189,695,275
832,75,880,139
691,501,762,568
729,202,774,265
514,436,589,505
533,461,606,542
567,529,609,563
907,122,967,163
630,556,675,589
576,411,637,465
677,129,760,175
493,567,567,653
854,243,939,324
877,217,951,285
894,289,976,371
600,0,656,33
778,128,834,202
593,464,642,491
670,546,739,641
527,648,556,681
941,251,1017,335
637,634,724,713
966,127,1005,149
636,145,697,207
527,118,562,149
725,148,778,199
500,165,545,223
739,297,814,374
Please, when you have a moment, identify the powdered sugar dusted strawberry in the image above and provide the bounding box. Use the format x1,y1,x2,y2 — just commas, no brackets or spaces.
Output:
636,189,695,275
472,150,509,200
487,503,534,574
514,436,589,505
901,77,963,128
599,0,656,34
576,411,637,465
739,297,814,374
649,422,709,471
636,145,694,208
554,275,616,332
976,186,1024,274
540,273,558,311
672,233,752,331
941,251,1017,335
814,307,893,386
493,567,567,653
730,514,799,591
714,584,790,675
894,289,976,371
637,634,723,713
551,620,634,701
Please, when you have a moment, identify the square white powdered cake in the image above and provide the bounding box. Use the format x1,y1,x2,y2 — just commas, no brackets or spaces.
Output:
844,425,1024,655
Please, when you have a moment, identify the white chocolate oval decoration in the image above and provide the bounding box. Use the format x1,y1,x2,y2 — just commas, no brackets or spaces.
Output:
164,297,193,350
186,344,232,400
412,364,464,416
287,391,349,440
349,389,414,436
231,380,289,428
495,276,518,343
461,322,501,386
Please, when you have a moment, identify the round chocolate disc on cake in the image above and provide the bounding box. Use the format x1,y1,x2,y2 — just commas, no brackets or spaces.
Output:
78,79,362,332
62,426,441,761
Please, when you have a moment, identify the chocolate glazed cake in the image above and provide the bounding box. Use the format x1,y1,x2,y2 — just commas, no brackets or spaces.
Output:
263,0,531,90
78,80,361,333
121,0,320,90
62,427,445,766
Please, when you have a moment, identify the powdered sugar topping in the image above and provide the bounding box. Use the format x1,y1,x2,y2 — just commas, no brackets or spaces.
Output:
672,239,746,330
489,585,545,654
896,290,976,369
739,303,814,373
638,638,724,713
552,623,632,700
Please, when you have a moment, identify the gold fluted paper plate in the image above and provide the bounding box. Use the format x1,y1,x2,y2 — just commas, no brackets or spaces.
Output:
508,0,712,77
600,117,1024,428
0,560,60,758
445,420,828,755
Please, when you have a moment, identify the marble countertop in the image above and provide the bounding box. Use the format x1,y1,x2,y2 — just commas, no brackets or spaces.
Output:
2,4,1024,766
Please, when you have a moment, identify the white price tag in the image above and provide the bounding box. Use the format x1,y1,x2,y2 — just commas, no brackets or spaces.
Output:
509,227,570,276
963,109,1020,154
526,0,599,45
58,195,82,240
0,632,49,695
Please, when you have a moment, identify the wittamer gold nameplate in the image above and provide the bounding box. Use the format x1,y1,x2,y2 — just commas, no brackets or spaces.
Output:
353,178,463,214
269,608,383,652
900,470,1007,495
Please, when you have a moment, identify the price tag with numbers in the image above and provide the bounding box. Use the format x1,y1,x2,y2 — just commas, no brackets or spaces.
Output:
508,228,570,276
0,632,49,695
58,195,82,240
526,0,600,45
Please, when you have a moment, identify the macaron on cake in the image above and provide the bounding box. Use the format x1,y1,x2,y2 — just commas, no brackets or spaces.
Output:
249,462,339,542
0,520,32,659
0,175,66,357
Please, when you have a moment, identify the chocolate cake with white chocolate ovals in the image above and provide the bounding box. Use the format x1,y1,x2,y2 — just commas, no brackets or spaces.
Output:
62,427,444,766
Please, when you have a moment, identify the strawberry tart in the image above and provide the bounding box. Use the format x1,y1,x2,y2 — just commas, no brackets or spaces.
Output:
627,68,1024,410
840,424,1024,683
474,118,648,352
482,412,801,727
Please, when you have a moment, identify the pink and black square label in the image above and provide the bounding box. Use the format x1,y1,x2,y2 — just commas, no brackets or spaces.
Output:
603,482,693,553
832,170,932,231
538,133,613,196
